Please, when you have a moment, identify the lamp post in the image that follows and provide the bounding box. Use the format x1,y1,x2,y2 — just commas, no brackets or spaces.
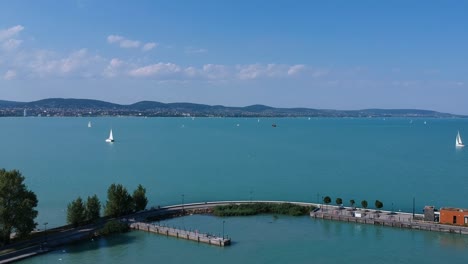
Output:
222,220,225,239
182,194,185,214
321,196,324,212
43,222,48,245
249,191,253,203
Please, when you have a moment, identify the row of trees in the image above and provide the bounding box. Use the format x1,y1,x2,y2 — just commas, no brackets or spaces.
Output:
322,196,384,210
66,184,148,227
0,169,38,245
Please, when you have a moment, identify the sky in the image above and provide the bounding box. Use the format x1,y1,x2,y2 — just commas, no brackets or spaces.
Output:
0,0,467,114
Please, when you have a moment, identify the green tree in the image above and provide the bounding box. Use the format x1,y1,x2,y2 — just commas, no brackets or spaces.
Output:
350,199,356,208
133,184,148,212
0,169,38,245
104,184,134,217
85,195,101,222
361,200,368,209
67,197,86,227
323,196,331,205
336,198,343,206
375,200,384,210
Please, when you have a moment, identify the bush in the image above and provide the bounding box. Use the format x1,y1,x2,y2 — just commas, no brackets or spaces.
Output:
213,203,313,217
99,220,129,236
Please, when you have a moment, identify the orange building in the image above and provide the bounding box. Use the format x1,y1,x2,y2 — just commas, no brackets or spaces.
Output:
439,208,468,226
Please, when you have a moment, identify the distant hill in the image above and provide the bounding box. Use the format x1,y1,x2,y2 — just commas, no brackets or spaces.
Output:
0,98,464,118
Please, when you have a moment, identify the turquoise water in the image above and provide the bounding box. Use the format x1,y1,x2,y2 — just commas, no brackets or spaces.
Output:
1,117,468,263
19,215,468,264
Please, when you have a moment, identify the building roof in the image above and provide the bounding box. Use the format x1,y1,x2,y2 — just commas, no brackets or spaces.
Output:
440,207,468,212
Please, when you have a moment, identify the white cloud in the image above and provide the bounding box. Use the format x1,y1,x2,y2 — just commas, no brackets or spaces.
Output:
107,34,140,48
2,39,23,50
27,49,104,77
3,70,16,80
142,42,157,51
236,64,292,80
185,47,208,54
287,64,305,75
128,63,181,77
0,25,24,41
103,58,126,78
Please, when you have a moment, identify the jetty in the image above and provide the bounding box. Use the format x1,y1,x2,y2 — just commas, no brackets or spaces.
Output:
129,222,231,246
310,208,468,235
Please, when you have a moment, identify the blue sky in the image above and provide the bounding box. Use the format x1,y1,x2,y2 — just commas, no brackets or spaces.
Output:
0,1,467,113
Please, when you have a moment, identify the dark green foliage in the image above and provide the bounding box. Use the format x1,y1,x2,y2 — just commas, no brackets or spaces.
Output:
213,203,313,217
85,195,101,222
67,197,86,227
350,199,356,207
375,200,384,210
0,169,38,245
361,200,368,209
323,196,331,205
336,198,343,205
99,220,129,236
104,184,134,217
133,184,148,212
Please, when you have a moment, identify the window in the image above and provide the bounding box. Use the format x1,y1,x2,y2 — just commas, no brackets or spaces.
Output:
465,216,468,224
453,216,457,224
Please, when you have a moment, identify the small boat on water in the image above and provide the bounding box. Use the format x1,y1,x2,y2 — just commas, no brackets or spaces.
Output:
456,131,464,148
88,121,92,128
105,129,114,143
271,124,277,127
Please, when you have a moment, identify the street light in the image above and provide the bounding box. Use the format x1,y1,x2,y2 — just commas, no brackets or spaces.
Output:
43,222,48,245
249,191,253,203
182,194,185,214
222,220,225,239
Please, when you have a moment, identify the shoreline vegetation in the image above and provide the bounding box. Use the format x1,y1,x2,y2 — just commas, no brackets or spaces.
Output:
212,203,314,217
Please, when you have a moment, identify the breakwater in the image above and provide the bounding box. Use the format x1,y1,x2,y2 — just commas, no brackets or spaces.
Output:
310,210,468,235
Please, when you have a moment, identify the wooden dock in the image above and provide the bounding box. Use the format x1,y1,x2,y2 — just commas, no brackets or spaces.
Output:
129,222,231,246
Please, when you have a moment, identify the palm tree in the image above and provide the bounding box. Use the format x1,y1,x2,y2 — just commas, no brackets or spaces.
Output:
350,199,356,209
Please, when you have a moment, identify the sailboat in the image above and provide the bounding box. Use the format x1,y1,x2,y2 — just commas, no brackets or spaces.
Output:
88,121,92,128
456,131,464,147
105,129,114,143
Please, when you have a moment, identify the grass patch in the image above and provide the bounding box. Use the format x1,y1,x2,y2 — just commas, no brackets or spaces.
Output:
213,203,314,217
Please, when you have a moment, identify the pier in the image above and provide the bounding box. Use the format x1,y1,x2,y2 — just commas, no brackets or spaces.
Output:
129,222,231,246
311,209,468,235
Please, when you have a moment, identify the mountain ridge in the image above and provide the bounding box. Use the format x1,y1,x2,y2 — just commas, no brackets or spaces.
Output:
0,98,464,118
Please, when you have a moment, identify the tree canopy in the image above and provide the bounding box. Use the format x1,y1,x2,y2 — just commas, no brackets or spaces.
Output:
375,200,384,210
133,184,148,212
0,169,38,245
67,197,86,227
361,200,368,209
104,184,134,217
323,196,331,204
350,199,356,207
336,198,343,205
86,195,101,222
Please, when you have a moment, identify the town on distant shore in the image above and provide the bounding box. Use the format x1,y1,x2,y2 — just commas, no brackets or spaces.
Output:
0,98,463,118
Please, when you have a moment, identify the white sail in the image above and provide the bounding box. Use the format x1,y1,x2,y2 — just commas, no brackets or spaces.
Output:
456,131,464,147
88,121,92,128
105,129,114,142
